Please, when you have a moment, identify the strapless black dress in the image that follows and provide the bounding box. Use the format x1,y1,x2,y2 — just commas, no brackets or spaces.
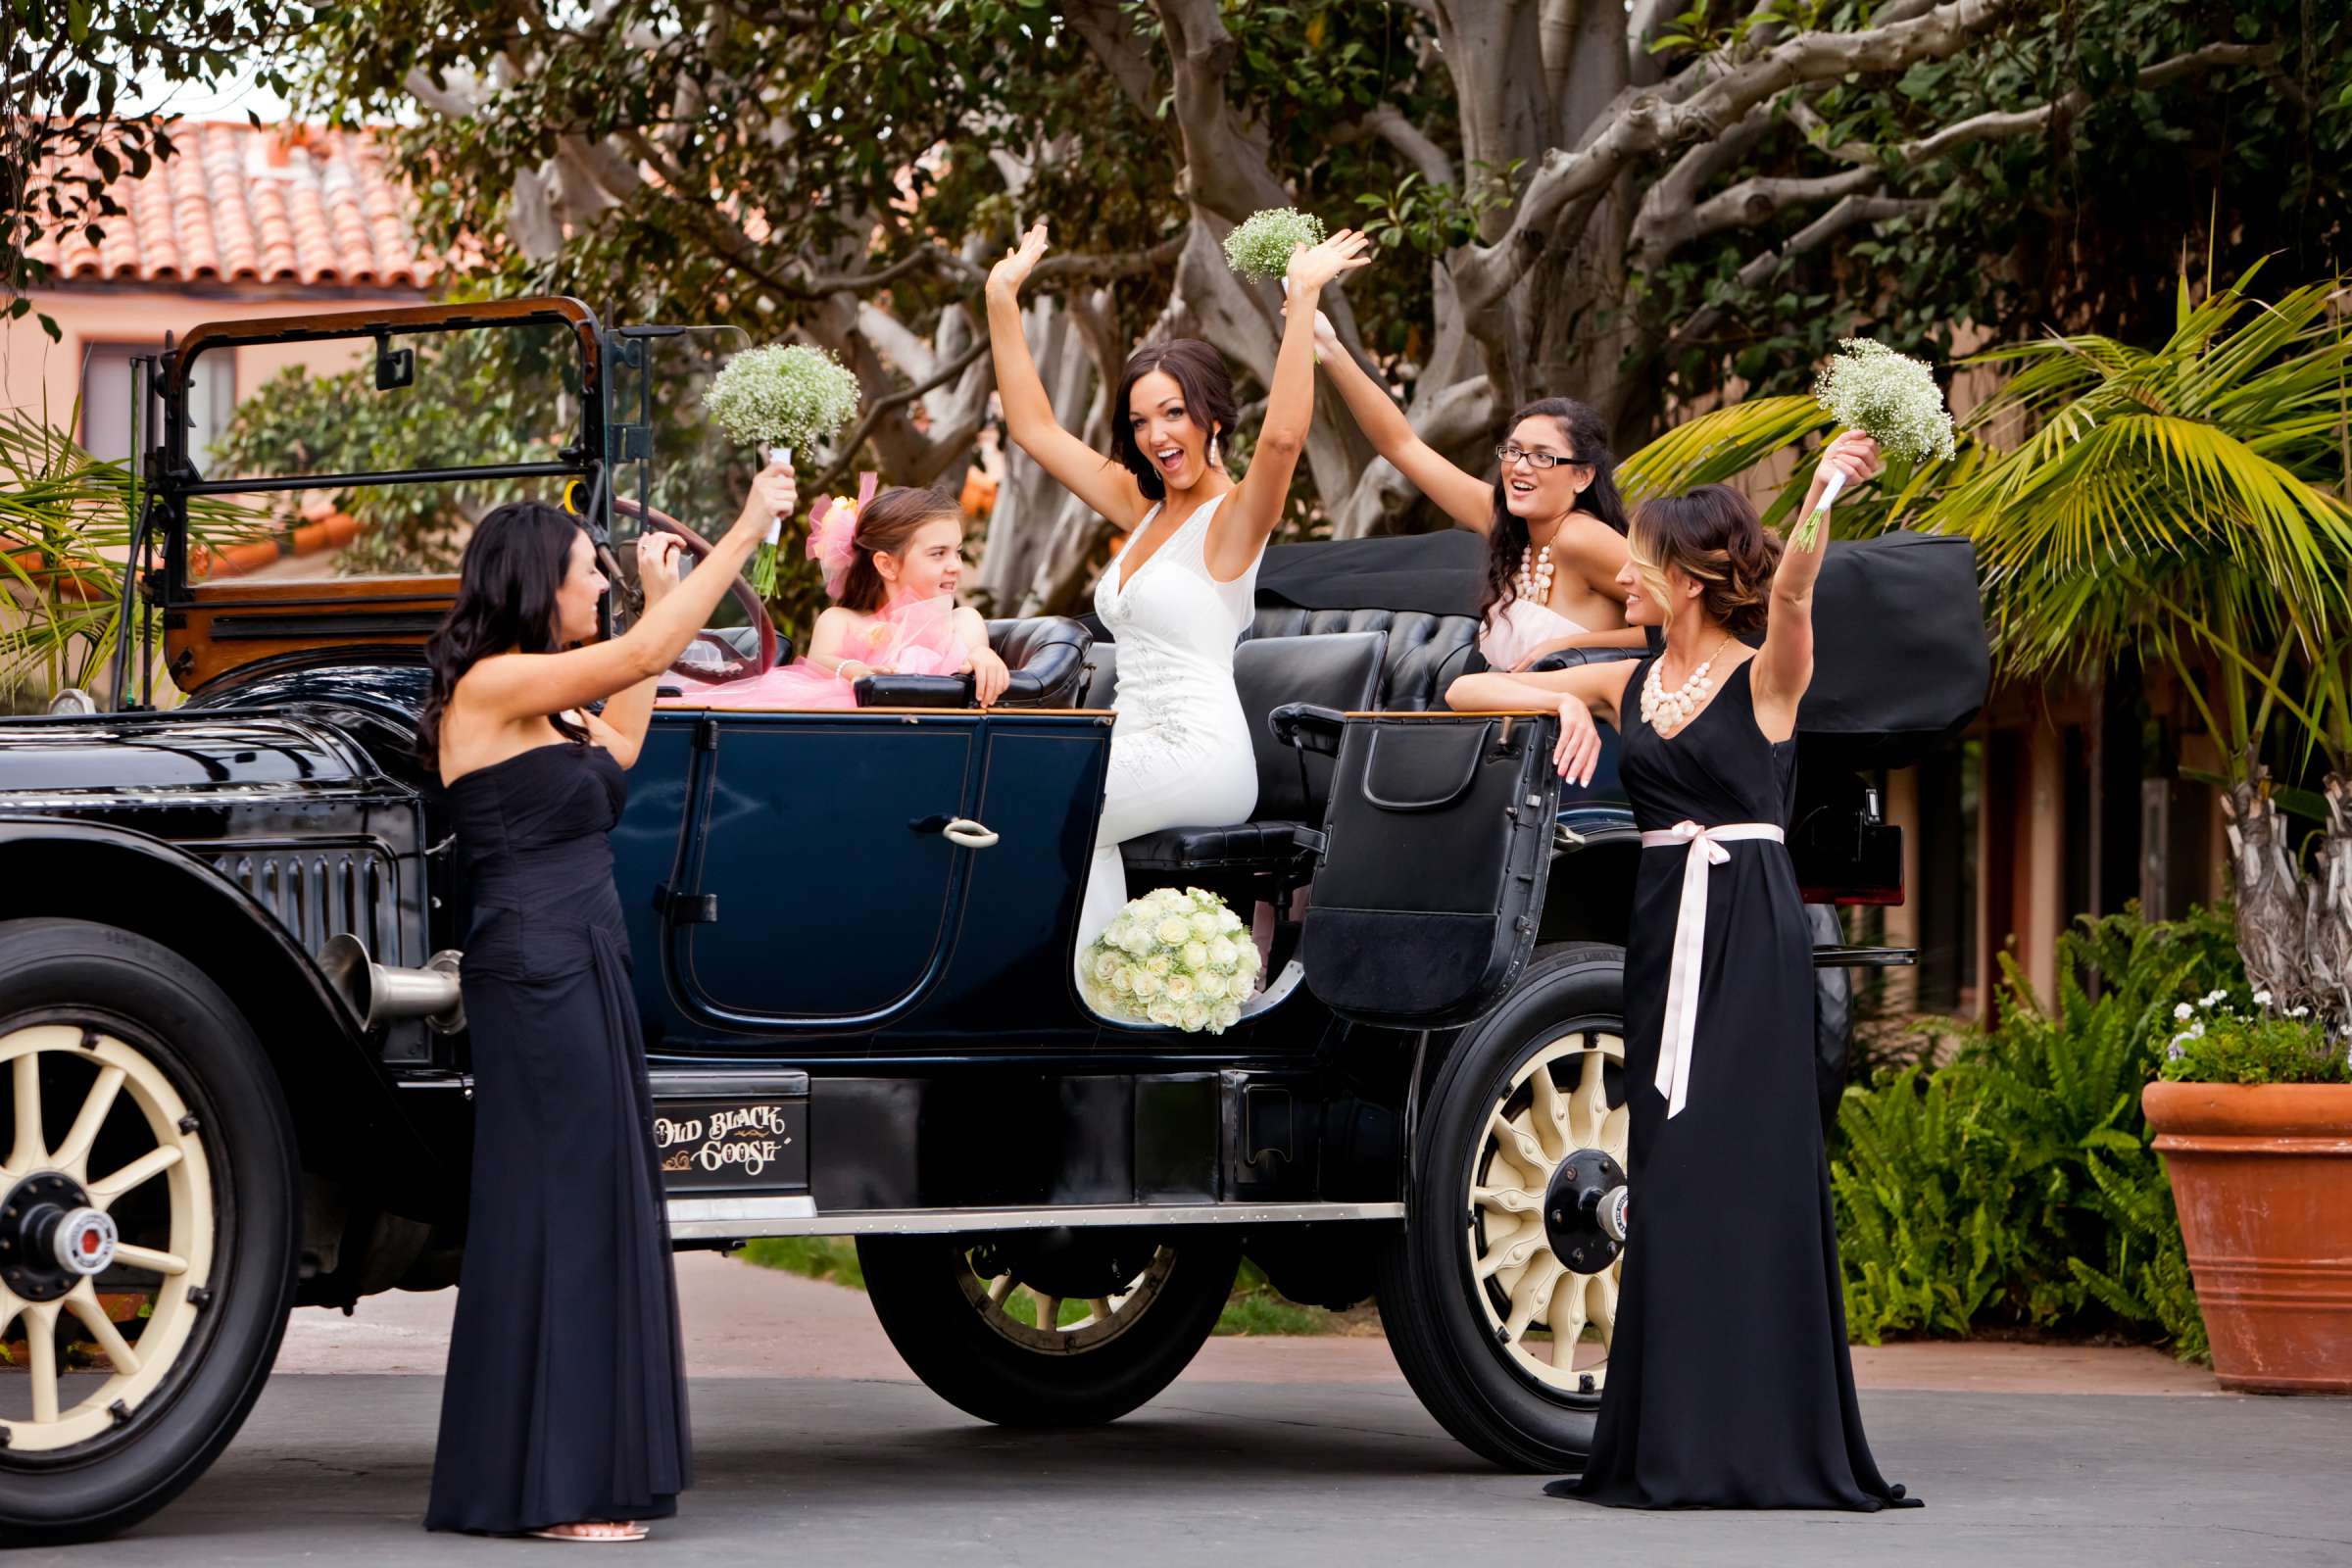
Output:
423,741,691,1534
1560,660,1918,1511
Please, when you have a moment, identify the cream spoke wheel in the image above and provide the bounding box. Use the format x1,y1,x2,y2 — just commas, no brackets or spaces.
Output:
0,1023,216,1454
954,1243,1178,1355
1465,1025,1627,1399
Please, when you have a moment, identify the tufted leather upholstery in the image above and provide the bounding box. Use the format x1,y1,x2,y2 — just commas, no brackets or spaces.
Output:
1526,644,1645,675
855,616,1093,710
1245,607,1480,711
1120,630,1388,877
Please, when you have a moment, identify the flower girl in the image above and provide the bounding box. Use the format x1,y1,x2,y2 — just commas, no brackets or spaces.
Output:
663,481,1010,709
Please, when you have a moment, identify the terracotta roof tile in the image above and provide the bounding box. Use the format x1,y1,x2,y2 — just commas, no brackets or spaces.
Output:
24,122,431,290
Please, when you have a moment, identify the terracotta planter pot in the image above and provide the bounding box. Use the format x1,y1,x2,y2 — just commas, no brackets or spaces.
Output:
2142,1080,2352,1395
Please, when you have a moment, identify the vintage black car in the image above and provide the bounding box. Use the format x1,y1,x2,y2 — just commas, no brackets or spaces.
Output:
0,299,1966,1542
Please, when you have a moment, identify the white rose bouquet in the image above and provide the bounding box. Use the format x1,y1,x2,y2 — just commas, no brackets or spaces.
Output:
1797,338,1957,549
1081,886,1262,1033
707,344,862,595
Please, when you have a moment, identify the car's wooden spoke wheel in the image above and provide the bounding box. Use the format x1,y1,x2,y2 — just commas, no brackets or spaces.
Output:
1465,1027,1627,1396
0,1025,216,1452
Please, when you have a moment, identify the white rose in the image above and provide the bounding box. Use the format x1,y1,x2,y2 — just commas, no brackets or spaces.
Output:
1165,973,1196,1003
1195,972,1226,1001
1112,966,1137,996
1217,907,1245,933
1149,999,1183,1027
1237,944,1261,977
1133,971,1161,1000
1207,936,1239,968
1146,952,1172,977
1120,924,1153,956
1156,916,1192,946
1215,1001,1242,1030
1180,1004,1209,1032
1093,951,1121,982
1190,911,1219,940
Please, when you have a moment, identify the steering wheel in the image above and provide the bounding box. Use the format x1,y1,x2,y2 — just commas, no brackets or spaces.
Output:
604,496,780,684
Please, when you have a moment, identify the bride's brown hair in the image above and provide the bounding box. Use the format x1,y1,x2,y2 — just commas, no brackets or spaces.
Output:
836,485,962,613
1631,484,1783,638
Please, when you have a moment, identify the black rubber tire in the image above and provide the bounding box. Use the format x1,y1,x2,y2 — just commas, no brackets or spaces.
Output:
857,1229,1241,1427
0,919,300,1544
1376,942,1626,1473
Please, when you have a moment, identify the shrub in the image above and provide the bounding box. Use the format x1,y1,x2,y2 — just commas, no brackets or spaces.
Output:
1832,904,2233,1361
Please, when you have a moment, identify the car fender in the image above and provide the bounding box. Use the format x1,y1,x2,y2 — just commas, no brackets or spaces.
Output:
0,816,459,1219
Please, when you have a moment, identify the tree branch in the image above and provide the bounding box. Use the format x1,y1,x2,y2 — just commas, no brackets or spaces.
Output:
1333,104,1457,188
1898,41,2273,165
1660,194,1935,364
1637,166,1882,270
808,338,993,498
1469,0,2022,313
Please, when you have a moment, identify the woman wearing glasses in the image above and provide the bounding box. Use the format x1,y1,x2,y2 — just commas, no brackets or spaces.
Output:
1301,309,1644,671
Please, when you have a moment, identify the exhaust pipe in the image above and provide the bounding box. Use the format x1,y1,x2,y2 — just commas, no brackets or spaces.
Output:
319,934,466,1033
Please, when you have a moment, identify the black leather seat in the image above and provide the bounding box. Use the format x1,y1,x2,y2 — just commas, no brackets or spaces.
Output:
855,616,1093,709
1247,607,1479,710
1120,629,1388,882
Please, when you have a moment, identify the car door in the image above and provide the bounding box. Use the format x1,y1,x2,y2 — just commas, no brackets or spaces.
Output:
614,705,1111,1042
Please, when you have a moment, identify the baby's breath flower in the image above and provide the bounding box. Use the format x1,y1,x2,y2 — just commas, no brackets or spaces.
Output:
708,344,861,455
1812,339,1958,466
1224,208,1326,282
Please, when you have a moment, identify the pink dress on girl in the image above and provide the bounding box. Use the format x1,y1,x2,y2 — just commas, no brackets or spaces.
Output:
659,475,967,710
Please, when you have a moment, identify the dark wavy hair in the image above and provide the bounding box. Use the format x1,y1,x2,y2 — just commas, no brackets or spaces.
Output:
835,485,963,613
1629,483,1784,639
416,500,591,770
1111,339,1240,502
1481,397,1629,627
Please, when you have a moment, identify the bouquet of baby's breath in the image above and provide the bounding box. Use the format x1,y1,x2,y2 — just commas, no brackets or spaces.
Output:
1081,886,1262,1033
1223,207,1325,286
708,344,862,595
1797,339,1957,549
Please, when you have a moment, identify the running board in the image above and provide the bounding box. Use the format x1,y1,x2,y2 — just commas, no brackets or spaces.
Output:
664,1197,1404,1242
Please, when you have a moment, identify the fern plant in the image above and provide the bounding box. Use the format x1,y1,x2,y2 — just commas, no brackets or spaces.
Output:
1832,903,2231,1359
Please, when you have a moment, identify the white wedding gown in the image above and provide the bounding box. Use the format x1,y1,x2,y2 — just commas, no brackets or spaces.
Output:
1081,490,1262,951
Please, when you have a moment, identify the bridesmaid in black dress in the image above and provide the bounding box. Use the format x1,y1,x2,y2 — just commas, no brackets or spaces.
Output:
415,463,793,1541
1448,431,1919,1511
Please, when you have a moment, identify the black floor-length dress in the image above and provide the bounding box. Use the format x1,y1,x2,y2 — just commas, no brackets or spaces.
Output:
1566,658,1917,1511
424,740,692,1534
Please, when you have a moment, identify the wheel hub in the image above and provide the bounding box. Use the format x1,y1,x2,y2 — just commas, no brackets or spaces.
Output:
1,1170,119,1302
971,1226,1152,1300
1542,1149,1627,1276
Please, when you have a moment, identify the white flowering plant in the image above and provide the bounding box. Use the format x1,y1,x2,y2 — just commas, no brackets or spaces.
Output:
1223,208,1326,284
1797,339,1958,548
707,344,863,595
2156,985,2347,1085
1081,886,1262,1033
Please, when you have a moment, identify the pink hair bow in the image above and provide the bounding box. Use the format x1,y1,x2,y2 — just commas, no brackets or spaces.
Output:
806,471,879,601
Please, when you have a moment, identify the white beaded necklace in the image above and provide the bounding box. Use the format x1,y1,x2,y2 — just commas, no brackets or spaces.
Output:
1514,538,1555,604
1641,634,1736,735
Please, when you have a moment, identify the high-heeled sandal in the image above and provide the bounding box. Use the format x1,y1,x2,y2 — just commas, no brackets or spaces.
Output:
527,1521,651,1543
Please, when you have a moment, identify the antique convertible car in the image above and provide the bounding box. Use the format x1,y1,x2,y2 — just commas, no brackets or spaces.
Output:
0,299,1983,1541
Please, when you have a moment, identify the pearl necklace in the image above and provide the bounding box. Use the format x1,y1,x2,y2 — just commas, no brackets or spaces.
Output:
1641,635,1736,734
1514,540,1555,604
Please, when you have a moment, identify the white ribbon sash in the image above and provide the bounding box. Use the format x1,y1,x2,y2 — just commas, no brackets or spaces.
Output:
1638,820,1786,1119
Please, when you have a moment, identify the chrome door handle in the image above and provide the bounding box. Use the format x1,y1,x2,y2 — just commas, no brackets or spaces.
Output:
941,817,1000,849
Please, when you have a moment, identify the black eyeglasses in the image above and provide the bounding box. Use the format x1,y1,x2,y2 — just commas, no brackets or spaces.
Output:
1496,444,1586,470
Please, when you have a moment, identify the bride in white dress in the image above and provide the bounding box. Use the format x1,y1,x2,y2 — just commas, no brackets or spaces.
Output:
1299,306,1646,670
984,219,1372,956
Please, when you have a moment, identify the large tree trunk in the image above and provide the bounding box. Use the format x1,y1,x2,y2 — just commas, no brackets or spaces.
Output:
2307,773,2352,1045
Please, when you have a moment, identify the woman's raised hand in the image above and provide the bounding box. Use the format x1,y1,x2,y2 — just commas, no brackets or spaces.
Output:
989,220,1051,300
1285,228,1373,298
733,455,798,539
1800,430,1884,517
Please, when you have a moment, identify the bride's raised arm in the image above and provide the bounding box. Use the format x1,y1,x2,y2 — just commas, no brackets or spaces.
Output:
985,220,1152,531
1203,229,1373,581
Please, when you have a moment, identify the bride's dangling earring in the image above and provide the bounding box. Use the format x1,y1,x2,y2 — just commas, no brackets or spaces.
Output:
1208,427,1222,469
